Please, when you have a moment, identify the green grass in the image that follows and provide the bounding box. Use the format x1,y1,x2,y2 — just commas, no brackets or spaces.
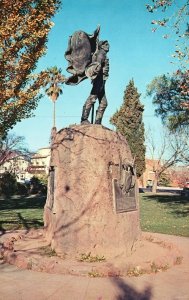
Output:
0,195,45,232
1,193,189,237
140,193,189,237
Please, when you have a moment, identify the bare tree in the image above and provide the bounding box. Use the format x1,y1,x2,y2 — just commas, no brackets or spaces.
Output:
145,127,189,193
0,134,30,167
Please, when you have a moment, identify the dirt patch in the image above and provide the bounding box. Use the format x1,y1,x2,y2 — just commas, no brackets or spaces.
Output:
1,229,182,277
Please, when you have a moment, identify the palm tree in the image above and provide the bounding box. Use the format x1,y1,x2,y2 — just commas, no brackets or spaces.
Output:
44,67,65,128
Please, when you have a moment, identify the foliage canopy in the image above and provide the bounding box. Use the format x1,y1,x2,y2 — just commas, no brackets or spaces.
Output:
146,72,189,131
146,0,189,66
0,0,61,139
146,1,189,131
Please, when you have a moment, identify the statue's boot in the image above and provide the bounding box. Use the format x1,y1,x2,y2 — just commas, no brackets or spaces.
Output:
81,104,91,124
95,110,104,124
81,95,96,124
95,98,107,124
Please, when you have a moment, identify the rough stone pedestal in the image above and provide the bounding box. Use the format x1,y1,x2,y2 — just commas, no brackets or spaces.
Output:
44,125,140,259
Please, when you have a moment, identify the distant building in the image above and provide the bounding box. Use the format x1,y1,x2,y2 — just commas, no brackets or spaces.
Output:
141,158,189,188
0,147,51,182
141,159,160,188
0,152,31,182
28,147,50,176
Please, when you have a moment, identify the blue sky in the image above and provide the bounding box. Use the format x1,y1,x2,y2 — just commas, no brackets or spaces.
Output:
12,0,177,151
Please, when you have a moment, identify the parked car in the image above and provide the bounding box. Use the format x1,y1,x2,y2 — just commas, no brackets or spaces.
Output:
184,182,189,189
181,182,189,196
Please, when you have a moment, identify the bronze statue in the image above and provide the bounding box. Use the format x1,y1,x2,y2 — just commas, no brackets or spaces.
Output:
119,162,135,194
65,26,109,125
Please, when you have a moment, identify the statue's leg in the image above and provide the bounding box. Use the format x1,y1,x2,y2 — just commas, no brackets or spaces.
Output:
81,94,97,124
95,92,108,124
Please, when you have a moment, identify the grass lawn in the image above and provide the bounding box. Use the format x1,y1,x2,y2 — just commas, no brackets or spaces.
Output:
0,195,46,232
1,193,189,237
140,193,189,237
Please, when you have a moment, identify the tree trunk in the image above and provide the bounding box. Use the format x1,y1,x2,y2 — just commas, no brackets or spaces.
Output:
152,175,158,193
53,101,56,128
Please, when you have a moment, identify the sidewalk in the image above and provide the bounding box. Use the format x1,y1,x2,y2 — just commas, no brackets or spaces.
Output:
0,232,189,300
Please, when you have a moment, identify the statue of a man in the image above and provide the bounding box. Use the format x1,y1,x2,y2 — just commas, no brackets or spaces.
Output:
81,40,109,124
64,27,109,125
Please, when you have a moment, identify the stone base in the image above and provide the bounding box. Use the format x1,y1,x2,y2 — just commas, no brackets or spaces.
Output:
44,125,141,258
1,230,182,277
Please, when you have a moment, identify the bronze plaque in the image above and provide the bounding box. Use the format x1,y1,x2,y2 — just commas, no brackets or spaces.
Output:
47,166,55,210
109,160,137,213
113,178,137,213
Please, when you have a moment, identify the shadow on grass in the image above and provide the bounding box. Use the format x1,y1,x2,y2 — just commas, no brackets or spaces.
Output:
142,193,189,217
17,212,44,231
0,195,46,210
0,195,45,233
0,217,44,233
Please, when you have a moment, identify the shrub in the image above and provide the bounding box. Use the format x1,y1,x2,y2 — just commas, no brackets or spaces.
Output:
29,176,47,195
0,172,17,197
16,182,28,195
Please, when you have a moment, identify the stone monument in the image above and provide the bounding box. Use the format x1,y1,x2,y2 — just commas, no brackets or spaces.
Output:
44,125,140,258
44,27,140,259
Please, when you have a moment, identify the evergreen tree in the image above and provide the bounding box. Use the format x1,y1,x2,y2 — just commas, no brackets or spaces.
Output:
110,79,146,177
